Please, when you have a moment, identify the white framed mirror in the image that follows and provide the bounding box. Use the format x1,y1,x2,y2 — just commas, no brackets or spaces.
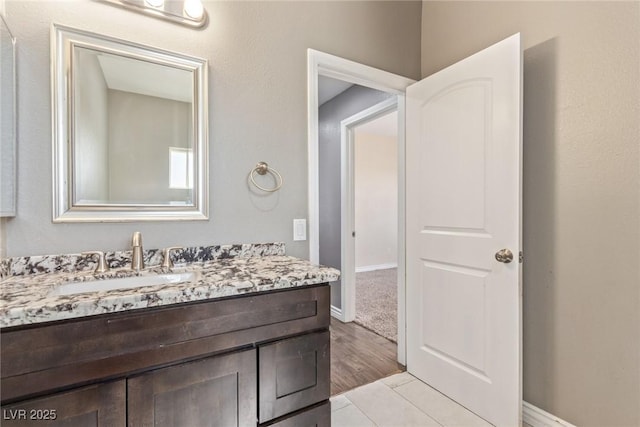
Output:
52,24,208,222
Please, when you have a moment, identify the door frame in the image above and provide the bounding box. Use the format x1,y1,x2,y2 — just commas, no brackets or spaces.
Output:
340,98,399,323
307,49,414,364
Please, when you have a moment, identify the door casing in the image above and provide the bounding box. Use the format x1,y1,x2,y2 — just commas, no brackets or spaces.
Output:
307,49,414,365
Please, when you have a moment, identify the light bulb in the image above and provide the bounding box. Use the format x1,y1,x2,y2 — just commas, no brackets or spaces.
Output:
183,0,204,19
145,0,164,8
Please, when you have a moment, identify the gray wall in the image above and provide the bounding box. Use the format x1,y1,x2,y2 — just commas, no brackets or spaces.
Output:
2,0,421,257
0,11,15,217
75,51,109,203
318,85,391,308
422,2,640,426
108,90,191,204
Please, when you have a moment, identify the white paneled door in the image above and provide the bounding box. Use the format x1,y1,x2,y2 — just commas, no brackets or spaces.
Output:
406,34,522,426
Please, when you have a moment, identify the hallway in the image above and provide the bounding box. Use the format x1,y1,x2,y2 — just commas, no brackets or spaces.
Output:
330,318,403,396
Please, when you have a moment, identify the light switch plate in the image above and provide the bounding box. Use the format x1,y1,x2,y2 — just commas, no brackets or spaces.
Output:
293,219,306,241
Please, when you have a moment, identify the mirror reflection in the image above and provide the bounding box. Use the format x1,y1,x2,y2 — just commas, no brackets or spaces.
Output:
52,24,209,222
73,47,194,205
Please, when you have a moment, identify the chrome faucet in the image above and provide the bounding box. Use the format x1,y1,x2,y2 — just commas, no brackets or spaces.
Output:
162,246,184,269
82,251,110,274
131,231,144,271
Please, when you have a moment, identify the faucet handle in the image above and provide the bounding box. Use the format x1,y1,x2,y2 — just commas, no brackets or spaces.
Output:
162,246,184,269
82,251,110,274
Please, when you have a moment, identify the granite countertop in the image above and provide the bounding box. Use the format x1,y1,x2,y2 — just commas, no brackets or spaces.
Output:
0,255,340,328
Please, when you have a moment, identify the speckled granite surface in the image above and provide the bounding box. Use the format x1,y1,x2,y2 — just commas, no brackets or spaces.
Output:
0,242,286,278
0,243,340,328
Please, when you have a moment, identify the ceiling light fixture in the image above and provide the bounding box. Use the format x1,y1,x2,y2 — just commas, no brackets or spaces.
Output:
98,0,208,29
144,0,164,8
183,0,204,20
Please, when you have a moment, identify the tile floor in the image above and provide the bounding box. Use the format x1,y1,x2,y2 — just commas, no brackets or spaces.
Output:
331,372,532,427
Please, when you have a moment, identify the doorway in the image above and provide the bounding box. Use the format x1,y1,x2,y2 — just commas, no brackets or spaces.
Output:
344,102,399,343
311,35,522,426
307,49,414,366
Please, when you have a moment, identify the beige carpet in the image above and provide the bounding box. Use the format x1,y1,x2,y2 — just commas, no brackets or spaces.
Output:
355,268,397,342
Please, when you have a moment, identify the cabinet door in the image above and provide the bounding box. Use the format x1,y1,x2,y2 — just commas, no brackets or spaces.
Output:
266,402,330,427
1,380,125,426
259,331,330,423
128,349,256,427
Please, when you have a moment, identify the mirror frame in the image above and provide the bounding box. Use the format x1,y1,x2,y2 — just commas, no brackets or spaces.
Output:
51,23,209,222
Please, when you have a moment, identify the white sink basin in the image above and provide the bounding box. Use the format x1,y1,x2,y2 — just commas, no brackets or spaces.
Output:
51,271,199,296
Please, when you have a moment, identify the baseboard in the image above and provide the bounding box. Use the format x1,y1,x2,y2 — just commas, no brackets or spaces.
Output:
330,305,345,321
355,263,398,273
523,401,576,427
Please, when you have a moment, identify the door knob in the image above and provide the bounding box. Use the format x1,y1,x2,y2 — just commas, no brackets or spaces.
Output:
495,249,513,264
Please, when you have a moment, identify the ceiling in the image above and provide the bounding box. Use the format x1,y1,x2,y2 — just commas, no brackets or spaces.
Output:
96,52,192,103
318,75,397,137
318,75,353,106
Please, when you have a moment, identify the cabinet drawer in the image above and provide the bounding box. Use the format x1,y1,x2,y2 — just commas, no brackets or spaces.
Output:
127,349,256,427
1,380,125,427
264,401,330,427
2,285,329,403
259,331,330,423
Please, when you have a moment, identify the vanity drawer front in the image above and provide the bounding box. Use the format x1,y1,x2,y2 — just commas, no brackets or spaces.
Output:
128,349,256,427
262,401,330,427
0,380,125,426
258,331,330,423
1,285,329,403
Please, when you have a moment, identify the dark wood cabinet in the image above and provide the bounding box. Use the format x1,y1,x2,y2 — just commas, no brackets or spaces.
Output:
1,284,331,426
128,349,257,427
265,401,331,427
259,331,330,423
1,381,125,426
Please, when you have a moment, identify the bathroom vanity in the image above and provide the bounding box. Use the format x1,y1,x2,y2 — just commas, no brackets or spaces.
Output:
0,243,338,426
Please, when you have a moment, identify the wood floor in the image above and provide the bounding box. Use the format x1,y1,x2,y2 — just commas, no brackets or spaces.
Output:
330,318,405,396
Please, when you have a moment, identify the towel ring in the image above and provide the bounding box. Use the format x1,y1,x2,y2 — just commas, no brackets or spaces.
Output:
249,162,283,192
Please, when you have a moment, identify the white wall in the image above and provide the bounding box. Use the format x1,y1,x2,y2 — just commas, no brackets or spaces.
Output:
354,131,397,270
422,2,640,425
2,0,421,257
